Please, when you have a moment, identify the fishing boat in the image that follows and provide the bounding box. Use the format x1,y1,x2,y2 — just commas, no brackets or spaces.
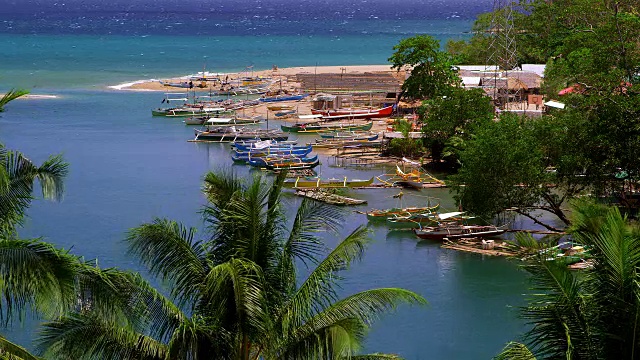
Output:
294,189,367,206
193,127,288,143
365,204,441,221
234,146,313,158
386,211,470,229
247,155,319,167
233,140,301,151
265,157,320,171
274,110,297,118
311,105,394,118
283,176,374,189
203,117,262,128
318,131,378,140
413,224,507,241
267,104,295,111
377,165,446,188
152,106,229,117
281,121,373,133
259,94,309,103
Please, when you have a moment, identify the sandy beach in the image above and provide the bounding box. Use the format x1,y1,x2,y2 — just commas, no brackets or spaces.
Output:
119,64,403,124
115,64,399,92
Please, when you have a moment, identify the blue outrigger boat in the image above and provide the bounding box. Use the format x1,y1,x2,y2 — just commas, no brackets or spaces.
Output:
259,94,309,103
245,154,319,167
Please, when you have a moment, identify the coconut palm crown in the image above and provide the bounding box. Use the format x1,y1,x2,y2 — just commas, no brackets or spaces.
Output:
496,200,640,359
39,171,426,359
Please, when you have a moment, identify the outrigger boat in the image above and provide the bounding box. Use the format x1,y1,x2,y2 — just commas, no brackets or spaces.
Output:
193,127,288,143
259,94,309,103
202,117,262,127
282,176,374,189
281,121,373,133
233,140,301,151
234,146,313,158
311,105,394,118
364,204,441,221
265,157,320,171
319,131,378,140
386,211,471,229
247,155,319,167
413,224,507,241
376,165,446,188
267,104,295,111
152,106,230,117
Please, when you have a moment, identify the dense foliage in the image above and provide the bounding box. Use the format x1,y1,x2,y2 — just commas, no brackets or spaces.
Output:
443,0,640,228
419,87,494,162
388,35,461,100
496,201,640,359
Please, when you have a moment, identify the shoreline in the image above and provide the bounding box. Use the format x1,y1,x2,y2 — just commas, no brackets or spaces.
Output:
109,64,398,92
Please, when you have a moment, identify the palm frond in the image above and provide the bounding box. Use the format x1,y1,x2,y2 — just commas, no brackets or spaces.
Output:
284,226,371,326
0,150,67,234
34,154,68,202
167,316,232,360
199,258,269,338
38,313,167,360
0,239,79,324
0,334,40,360
519,259,591,358
494,342,537,360
271,318,367,360
126,219,207,306
0,89,29,112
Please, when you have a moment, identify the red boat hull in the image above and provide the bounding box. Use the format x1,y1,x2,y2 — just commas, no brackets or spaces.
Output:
311,105,394,118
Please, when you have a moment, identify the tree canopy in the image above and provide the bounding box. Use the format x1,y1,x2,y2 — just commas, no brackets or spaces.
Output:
388,35,461,100
40,171,426,359
419,87,494,163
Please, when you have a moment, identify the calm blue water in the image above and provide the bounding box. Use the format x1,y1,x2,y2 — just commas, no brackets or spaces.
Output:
1,1,533,358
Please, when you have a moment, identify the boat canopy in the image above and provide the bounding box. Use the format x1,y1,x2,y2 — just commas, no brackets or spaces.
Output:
437,212,465,220
298,114,323,120
207,117,235,124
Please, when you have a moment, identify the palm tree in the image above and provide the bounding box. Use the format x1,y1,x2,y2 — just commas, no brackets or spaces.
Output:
496,200,640,359
0,89,29,112
0,142,68,236
0,144,148,359
40,171,426,359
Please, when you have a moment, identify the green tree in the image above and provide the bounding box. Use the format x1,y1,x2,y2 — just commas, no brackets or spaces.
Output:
419,87,494,163
496,201,640,359
450,114,589,231
0,89,29,112
388,35,461,100
40,171,425,359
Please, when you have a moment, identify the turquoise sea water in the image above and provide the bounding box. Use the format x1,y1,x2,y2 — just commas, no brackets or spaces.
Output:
1,1,535,358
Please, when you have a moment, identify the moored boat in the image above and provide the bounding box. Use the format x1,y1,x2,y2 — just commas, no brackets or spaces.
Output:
152,106,229,117
265,157,320,171
413,224,507,241
193,127,288,143
283,176,375,189
365,204,440,221
311,105,394,118
319,131,378,140
386,211,469,229
281,121,373,133
246,154,319,167
259,94,309,103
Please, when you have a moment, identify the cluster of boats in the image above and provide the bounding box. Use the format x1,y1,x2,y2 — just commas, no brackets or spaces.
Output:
363,203,506,241
230,140,319,171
